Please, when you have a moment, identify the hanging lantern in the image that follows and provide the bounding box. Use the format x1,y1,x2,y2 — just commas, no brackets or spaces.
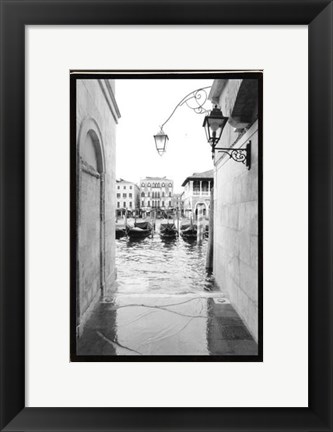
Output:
154,128,169,156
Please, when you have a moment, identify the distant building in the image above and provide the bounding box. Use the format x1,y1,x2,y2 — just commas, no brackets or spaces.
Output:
140,176,174,217
172,192,184,216
116,179,140,215
181,170,214,217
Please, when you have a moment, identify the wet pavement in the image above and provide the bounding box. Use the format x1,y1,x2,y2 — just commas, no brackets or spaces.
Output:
77,220,258,356
78,293,258,356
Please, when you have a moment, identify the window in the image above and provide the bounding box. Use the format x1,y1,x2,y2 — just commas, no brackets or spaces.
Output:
169,192,171,197
117,193,120,198
152,200,155,207
142,201,144,207
117,185,120,190
123,202,126,208
148,183,151,187
162,192,165,197
130,186,132,189
129,193,132,198
169,183,172,187
162,183,165,187
141,183,145,187
193,181,200,194
148,201,150,207
117,202,120,208
129,202,132,208
141,192,145,197
157,183,160,187
123,193,127,198
148,192,150,197
169,200,172,206
162,201,164,207
124,186,126,190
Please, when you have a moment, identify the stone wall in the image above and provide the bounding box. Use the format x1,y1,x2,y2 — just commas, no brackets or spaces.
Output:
79,170,101,317
76,79,120,334
212,79,259,341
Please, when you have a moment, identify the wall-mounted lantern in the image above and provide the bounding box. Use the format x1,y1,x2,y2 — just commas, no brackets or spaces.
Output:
153,87,251,170
203,105,251,170
202,105,228,147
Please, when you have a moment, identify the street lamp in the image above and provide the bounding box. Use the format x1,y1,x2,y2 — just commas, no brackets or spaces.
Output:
154,128,169,156
153,86,250,170
203,105,251,170
202,105,228,148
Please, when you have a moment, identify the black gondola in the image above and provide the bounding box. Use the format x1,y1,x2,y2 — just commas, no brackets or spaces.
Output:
127,221,153,240
180,223,197,240
160,223,178,239
115,224,130,239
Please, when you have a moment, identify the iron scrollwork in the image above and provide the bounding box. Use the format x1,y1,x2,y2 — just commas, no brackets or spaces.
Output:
215,141,252,170
160,86,211,129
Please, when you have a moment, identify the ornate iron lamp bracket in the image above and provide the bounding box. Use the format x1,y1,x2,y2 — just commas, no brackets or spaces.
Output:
215,141,251,170
160,86,212,129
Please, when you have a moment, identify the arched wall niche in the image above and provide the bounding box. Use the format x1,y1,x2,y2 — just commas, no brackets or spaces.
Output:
76,116,106,334
78,117,105,174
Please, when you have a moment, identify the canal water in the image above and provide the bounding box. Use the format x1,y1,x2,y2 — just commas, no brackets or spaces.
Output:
115,220,219,295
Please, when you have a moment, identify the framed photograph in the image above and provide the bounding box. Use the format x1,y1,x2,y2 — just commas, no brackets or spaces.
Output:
1,0,332,431
70,71,263,362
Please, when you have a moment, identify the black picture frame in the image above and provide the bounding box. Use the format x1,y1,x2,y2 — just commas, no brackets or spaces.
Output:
69,70,264,363
0,1,332,431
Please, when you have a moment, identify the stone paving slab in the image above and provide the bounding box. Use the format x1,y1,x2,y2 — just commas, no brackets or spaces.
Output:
78,293,258,356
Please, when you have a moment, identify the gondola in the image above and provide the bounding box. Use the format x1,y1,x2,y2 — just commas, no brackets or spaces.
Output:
180,223,197,240
160,223,178,239
115,224,130,239
127,221,153,240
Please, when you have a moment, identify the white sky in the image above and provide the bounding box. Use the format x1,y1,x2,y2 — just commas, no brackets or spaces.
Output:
115,79,214,193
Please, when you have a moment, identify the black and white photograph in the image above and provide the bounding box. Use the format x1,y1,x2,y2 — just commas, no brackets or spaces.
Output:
71,72,262,360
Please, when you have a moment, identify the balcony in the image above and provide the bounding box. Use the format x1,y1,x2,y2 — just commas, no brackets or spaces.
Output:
193,190,209,196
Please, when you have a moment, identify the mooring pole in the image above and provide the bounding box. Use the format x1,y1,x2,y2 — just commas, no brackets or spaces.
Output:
197,204,204,244
124,208,127,228
176,208,180,234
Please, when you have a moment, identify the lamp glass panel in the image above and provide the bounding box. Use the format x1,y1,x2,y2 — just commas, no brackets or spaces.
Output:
207,117,224,132
204,124,210,143
154,133,168,153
